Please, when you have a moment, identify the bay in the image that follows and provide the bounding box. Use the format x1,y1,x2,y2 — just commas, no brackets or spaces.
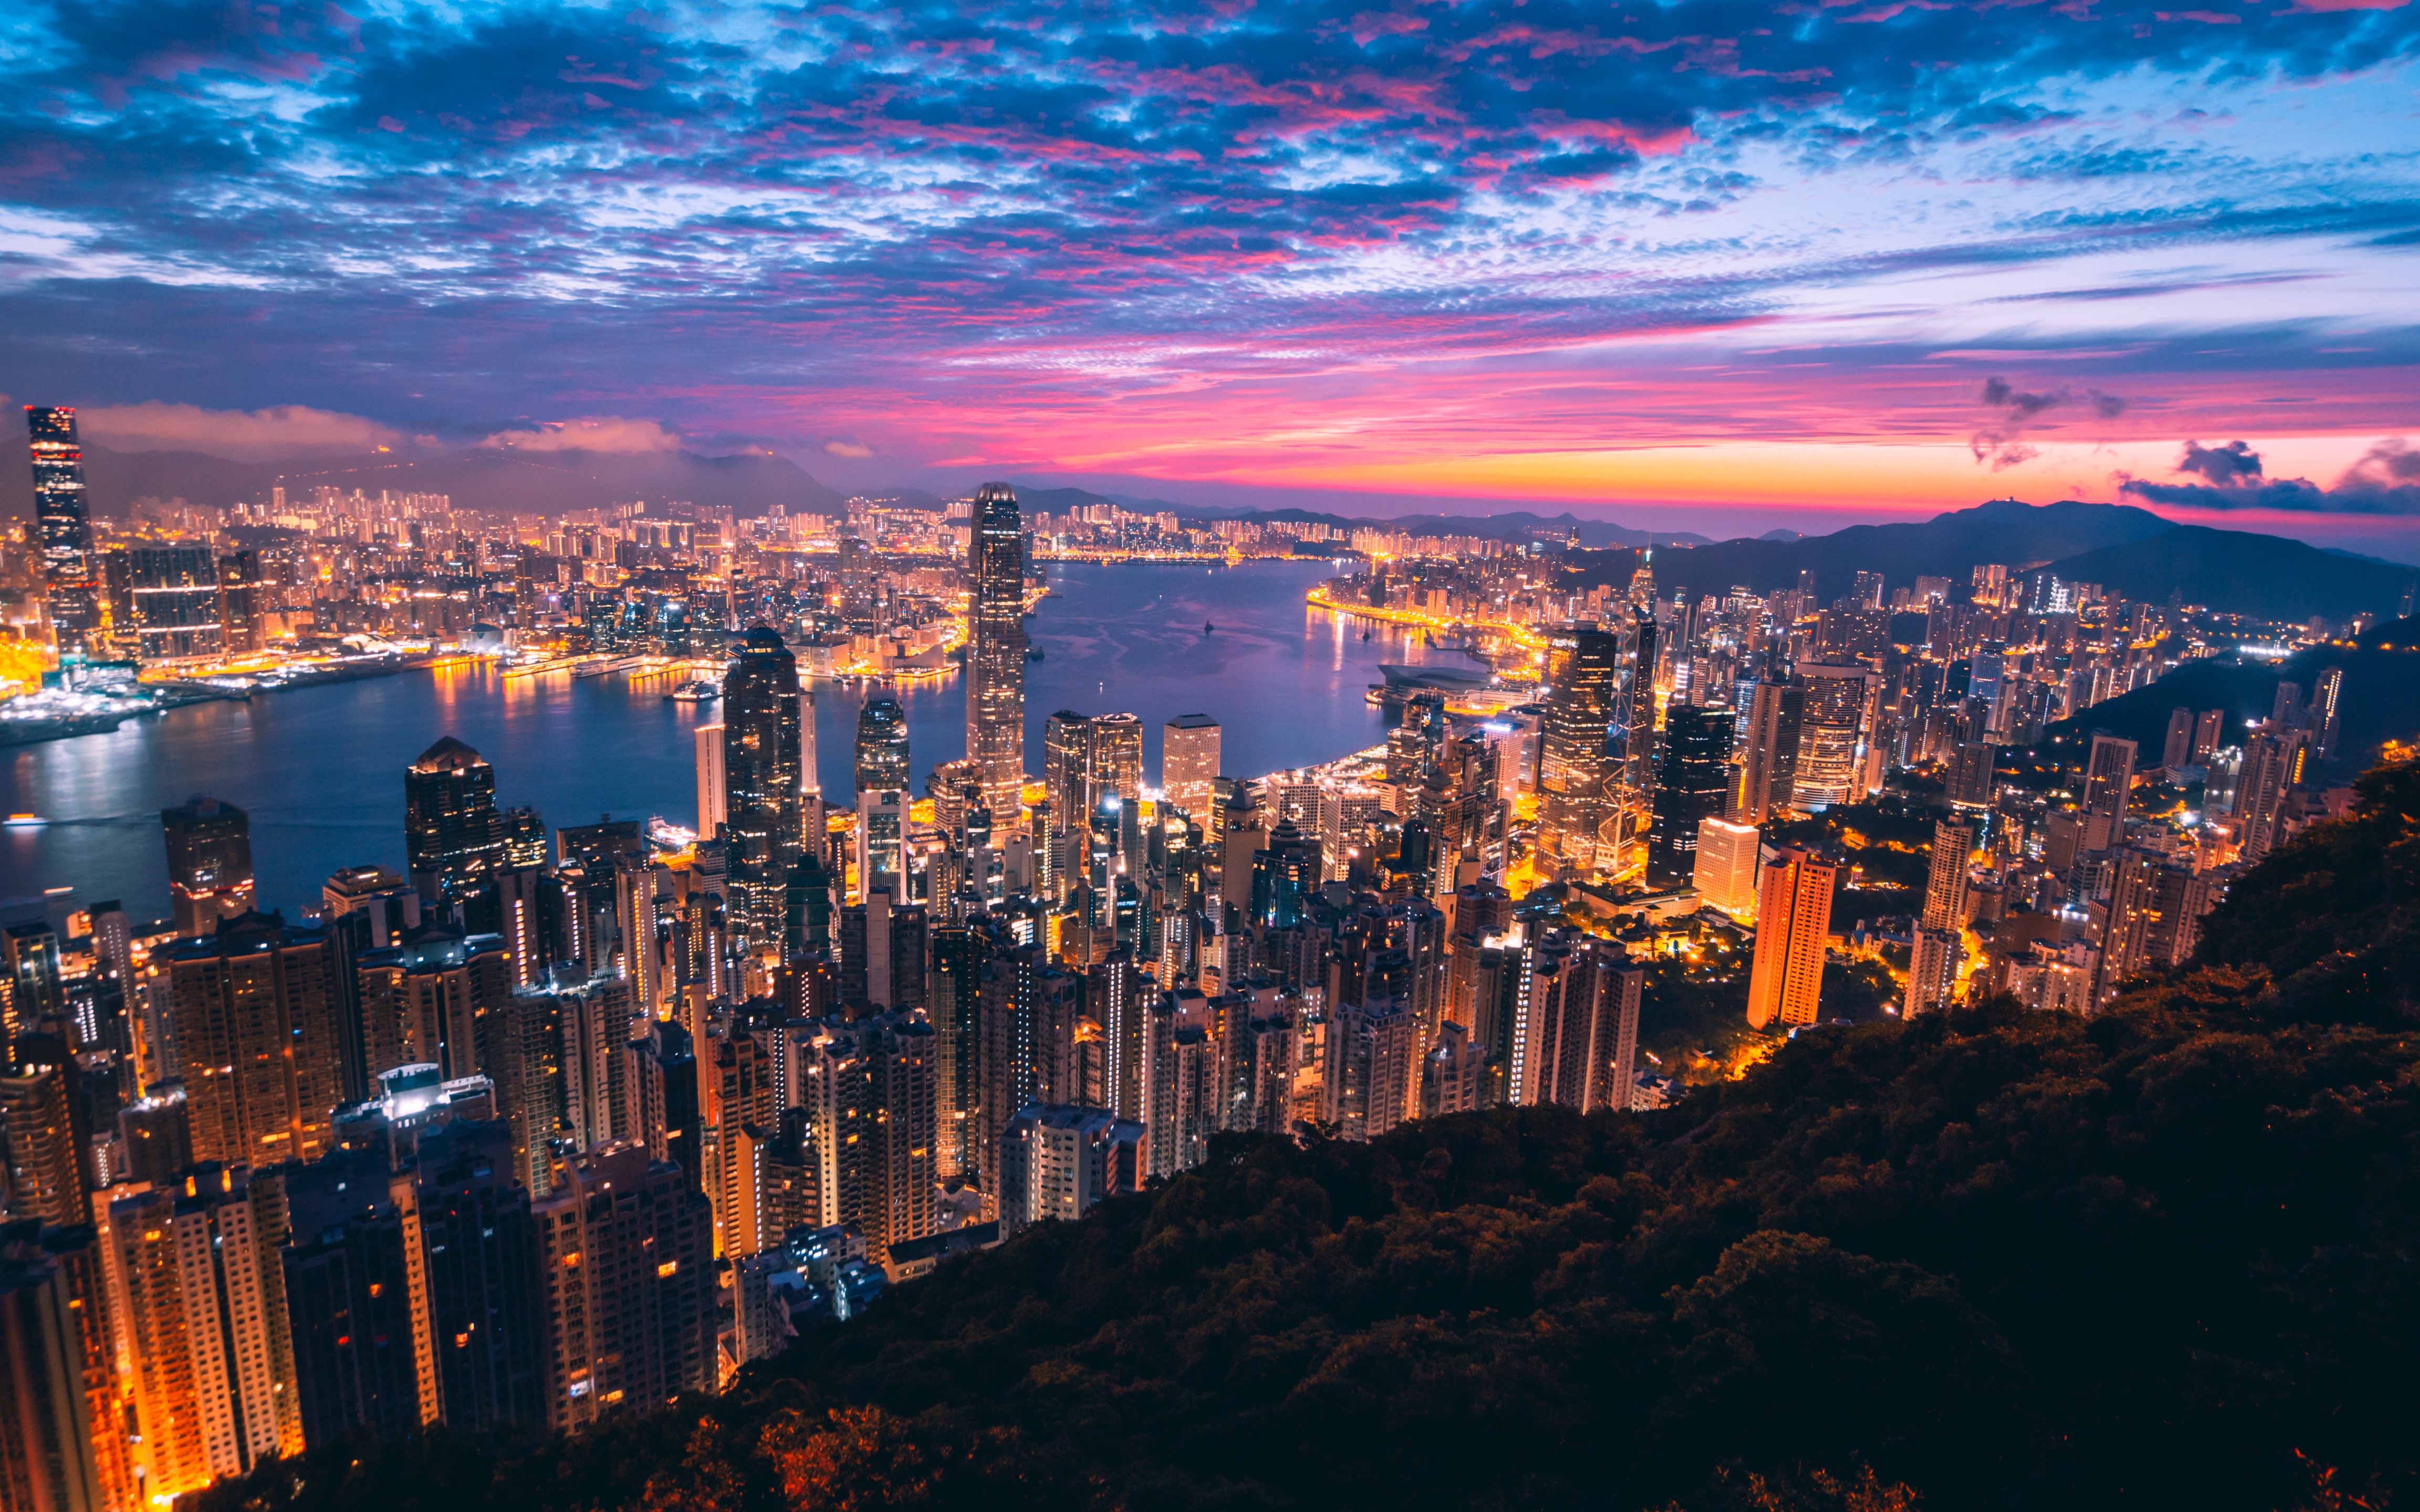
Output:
1,560,1461,925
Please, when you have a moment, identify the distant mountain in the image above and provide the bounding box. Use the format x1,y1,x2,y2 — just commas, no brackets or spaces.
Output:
0,443,849,520
1169,506,1707,549
1614,499,2177,604
2042,526,2415,624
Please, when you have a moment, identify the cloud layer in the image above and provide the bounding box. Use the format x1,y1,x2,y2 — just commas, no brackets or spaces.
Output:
2124,438,2420,514
0,0,2414,507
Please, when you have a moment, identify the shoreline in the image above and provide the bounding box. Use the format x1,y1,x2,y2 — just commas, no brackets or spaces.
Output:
0,655,414,750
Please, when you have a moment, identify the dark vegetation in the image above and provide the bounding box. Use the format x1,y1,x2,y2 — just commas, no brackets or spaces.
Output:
195,761,2420,1512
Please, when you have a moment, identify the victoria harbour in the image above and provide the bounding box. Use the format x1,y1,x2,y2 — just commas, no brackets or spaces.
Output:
1,560,1442,920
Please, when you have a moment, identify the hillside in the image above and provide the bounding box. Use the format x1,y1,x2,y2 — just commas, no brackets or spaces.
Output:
2043,524,2415,624
1626,499,2175,604
195,760,2420,1512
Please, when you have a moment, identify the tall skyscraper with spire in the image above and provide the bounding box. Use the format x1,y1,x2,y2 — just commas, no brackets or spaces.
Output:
966,482,1028,824
24,406,99,659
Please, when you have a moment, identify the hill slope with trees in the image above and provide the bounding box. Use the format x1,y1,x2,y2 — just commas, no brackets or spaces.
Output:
196,761,2420,1512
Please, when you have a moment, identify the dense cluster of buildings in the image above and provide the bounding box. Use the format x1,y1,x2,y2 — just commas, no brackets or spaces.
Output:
0,411,2392,1508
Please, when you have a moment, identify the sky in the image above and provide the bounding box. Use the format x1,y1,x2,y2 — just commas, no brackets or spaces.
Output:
1,0,2416,547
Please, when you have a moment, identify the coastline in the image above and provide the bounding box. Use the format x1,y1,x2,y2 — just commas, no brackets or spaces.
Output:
0,655,415,749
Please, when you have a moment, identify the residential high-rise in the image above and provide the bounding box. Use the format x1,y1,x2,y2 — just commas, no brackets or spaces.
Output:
1905,928,1963,1017
966,481,1028,823
0,1047,84,1227
1745,847,1834,1031
25,407,98,659
404,737,507,908
107,545,223,663
2080,733,2138,852
2310,666,2345,760
1650,705,1734,889
853,697,909,794
1321,994,1417,1142
165,912,350,1167
100,1163,303,1496
529,1142,714,1430
0,1224,126,1512
694,722,727,839
2192,708,2225,765
1162,714,1221,820
408,1119,546,1432
996,1104,1145,1234
1920,818,1973,932
723,627,805,938
1692,817,1760,919
162,796,256,937
928,925,990,1181
2237,728,2306,863
2161,707,2197,771
278,1148,427,1448
321,864,420,947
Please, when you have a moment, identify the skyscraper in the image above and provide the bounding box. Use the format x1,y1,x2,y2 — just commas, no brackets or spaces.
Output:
165,912,349,1167
694,722,726,839
1731,679,1804,825
1920,818,1973,933
217,549,266,656
0,1046,85,1226
25,407,98,659
1745,847,1834,1031
1536,622,1620,877
723,627,805,938
2080,733,2138,852
854,696,910,794
0,1225,126,1512
966,482,1028,823
404,737,507,907
1790,663,1876,810
162,796,256,937
529,1142,714,1430
1650,705,1734,889
1162,713,1221,819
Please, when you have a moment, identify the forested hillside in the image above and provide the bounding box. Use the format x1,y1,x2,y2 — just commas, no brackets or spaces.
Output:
195,761,2420,1512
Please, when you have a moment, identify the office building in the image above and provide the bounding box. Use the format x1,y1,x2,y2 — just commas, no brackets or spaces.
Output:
1536,621,1626,878
693,723,726,839
26,407,98,659
530,1142,714,1430
853,697,909,795
1162,714,1221,820
723,627,806,938
2,924,64,1038
996,1104,1145,1233
1790,664,1876,810
966,482,1028,822
107,545,223,663
1731,679,1803,824
217,549,265,655
1650,705,1734,889
404,737,507,907
1692,817,1760,919
162,796,256,937
322,865,420,946
1745,847,1835,1031
164,912,349,1167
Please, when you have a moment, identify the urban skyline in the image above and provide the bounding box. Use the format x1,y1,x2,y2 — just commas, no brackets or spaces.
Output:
0,0,2416,1504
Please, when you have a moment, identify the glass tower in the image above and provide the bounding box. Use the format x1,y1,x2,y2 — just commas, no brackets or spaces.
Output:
965,481,1027,825
25,406,98,658
854,696,910,795
722,626,804,938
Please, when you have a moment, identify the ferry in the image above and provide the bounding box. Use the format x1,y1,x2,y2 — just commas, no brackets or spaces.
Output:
665,680,720,704
3,814,40,827
1203,621,1215,635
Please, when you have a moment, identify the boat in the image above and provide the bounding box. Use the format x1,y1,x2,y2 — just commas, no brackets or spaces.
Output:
3,814,40,827
1203,621,1215,635
1026,647,1045,660
1362,629,1372,640
665,680,719,704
